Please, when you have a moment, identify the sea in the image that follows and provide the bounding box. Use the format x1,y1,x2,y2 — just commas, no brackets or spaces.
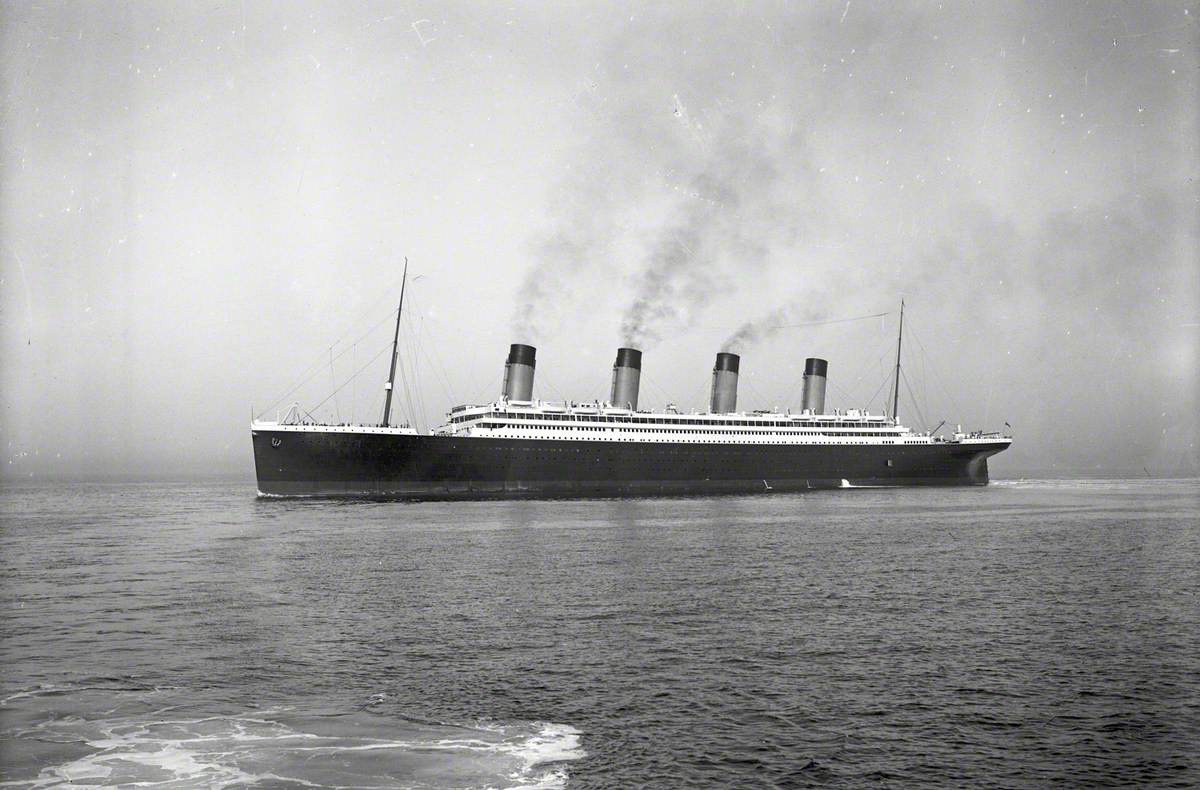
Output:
1,478,1197,788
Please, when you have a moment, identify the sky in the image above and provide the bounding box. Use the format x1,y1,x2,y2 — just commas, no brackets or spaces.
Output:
1,0,1197,480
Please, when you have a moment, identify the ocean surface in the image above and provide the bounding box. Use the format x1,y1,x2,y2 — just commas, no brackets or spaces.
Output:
1,478,1197,788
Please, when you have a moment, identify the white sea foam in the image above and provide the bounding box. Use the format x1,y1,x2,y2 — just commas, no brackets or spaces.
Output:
493,723,586,789
25,713,299,788
13,697,584,789
990,478,1186,490
510,723,586,769
413,721,586,788
32,731,261,788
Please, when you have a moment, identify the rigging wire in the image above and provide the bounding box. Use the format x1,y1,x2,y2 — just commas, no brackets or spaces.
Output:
765,310,892,331
405,311,507,407
258,268,411,419
900,368,930,432
395,360,417,430
862,373,893,413
641,373,675,408
413,311,460,408
462,347,489,404
396,313,421,431
409,311,433,432
919,339,929,421
413,317,432,429
740,376,773,411
400,316,417,426
690,378,711,413
412,320,431,431
827,378,858,407
906,324,965,419
781,371,807,410
393,338,417,430
535,371,570,402
816,332,889,409
858,333,902,413
471,375,503,405
260,266,451,427
418,340,458,410
685,375,707,410
845,336,899,409
769,317,895,410
256,304,401,420
590,372,616,405
308,341,393,418
329,346,341,423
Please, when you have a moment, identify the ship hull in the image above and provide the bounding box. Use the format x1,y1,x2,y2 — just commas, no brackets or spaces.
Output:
251,430,1008,499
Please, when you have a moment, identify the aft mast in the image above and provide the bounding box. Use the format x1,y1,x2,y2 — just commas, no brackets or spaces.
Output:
891,298,904,424
381,257,409,427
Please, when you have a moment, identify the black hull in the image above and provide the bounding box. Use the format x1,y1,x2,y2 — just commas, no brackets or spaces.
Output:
251,430,1008,499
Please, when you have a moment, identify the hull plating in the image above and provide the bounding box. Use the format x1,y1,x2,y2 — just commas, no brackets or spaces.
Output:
252,430,1007,499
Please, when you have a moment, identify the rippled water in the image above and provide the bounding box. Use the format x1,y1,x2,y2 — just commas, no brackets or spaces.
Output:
1,479,1197,787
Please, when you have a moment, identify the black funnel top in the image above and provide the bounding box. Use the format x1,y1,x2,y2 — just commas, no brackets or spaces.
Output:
507,343,536,367
714,352,740,373
614,347,642,370
804,357,828,377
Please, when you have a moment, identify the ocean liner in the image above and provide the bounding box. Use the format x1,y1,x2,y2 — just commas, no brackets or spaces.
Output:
251,281,1012,498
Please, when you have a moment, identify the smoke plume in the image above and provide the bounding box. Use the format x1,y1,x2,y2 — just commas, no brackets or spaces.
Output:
617,113,810,347
721,301,828,353
510,8,829,345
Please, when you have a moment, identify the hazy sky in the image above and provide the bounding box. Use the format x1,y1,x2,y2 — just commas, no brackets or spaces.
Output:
2,1,1197,479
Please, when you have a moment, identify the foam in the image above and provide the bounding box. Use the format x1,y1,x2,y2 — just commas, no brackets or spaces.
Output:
990,478,1187,488
495,723,586,789
27,714,282,788
508,723,586,770
11,694,584,789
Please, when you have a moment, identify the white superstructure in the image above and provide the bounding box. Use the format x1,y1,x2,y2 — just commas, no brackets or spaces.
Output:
434,399,1008,447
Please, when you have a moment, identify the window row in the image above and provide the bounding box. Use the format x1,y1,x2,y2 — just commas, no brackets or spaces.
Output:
455,412,891,430
472,424,901,438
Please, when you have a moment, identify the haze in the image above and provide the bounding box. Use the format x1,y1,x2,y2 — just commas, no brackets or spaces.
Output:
2,1,1197,480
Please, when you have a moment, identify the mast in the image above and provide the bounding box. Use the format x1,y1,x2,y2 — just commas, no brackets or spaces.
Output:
891,297,904,423
381,257,409,426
